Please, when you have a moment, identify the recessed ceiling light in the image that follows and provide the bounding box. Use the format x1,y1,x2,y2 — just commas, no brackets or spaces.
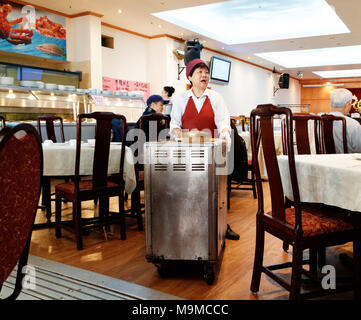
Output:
118,9,122,14
152,0,349,45
313,69,361,78
255,45,361,68
221,47,225,49
158,24,162,28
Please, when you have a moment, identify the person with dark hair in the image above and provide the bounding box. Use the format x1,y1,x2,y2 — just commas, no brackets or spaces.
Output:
170,58,239,240
135,94,168,141
162,86,175,116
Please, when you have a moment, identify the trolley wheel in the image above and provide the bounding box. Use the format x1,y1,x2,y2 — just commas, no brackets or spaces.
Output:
156,263,169,278
203,263,215,285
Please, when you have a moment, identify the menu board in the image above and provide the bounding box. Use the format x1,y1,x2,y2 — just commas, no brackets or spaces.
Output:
102,76,150,102
0,1,66,61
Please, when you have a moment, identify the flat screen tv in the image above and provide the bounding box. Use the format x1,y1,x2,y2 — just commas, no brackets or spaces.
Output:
210,56,231,83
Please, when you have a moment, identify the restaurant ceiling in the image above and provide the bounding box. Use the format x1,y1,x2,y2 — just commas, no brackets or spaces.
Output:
24,0,361,80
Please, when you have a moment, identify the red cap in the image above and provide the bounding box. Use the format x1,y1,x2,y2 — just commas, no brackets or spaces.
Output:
186,58,208,79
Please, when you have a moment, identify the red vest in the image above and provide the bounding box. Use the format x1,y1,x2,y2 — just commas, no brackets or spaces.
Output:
181,96,217,137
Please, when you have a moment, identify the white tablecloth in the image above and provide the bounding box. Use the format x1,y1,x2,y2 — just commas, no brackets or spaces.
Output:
240,131,283,179
278,153,361,212
42,142,136,194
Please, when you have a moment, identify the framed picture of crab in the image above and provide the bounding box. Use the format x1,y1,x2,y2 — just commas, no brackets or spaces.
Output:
0,1,66,61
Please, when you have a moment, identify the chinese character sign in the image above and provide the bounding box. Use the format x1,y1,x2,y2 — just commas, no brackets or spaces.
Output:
102,76,150,102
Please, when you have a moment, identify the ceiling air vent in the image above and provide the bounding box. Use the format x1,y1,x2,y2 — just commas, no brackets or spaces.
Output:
101,35,114,49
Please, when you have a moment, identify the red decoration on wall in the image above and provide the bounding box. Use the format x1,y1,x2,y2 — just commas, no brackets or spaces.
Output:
102,76,150,102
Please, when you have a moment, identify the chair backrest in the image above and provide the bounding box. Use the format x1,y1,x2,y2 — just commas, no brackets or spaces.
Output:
319,114,348,154
281,114,321,155
0,115,5,129
250,104,302,234
137,113,170,166
37,115,65,143
75,112,127,190
139,113,170,141
0,123,43,299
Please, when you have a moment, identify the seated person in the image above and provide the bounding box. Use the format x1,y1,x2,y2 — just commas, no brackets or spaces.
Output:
135,94,168,142
111,118,123,142
329,88,361,153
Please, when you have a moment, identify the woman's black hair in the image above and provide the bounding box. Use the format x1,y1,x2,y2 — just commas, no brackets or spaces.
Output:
163,86,175,97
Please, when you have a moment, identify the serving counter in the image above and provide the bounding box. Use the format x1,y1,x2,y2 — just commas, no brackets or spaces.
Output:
0,85,145,123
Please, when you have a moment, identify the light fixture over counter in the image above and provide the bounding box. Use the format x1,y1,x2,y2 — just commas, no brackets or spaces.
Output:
302,83,345,87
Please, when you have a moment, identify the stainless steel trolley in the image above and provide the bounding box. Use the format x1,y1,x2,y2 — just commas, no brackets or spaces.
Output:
144,139,227,284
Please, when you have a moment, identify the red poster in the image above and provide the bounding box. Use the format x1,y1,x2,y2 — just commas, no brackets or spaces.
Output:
102,76,150,102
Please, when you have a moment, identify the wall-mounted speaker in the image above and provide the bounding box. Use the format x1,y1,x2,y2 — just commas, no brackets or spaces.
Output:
279,73,290,89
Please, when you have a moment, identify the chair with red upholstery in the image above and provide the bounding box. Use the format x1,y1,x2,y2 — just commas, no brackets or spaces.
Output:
250,104,361,300
129,113,170,230
0,123,42,299
319,114,348,154
36,115,66,223
55,112,127,250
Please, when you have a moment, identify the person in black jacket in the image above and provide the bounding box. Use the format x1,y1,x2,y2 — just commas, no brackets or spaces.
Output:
135,94,167,141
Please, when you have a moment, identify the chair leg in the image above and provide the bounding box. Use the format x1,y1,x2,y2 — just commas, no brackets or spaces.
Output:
55,194,62,238
251,169,257,199
289,245,303,300
73,200,83,250
42,176,52,221
132,187,143,231
227,176,231,210
353,240,361,300
309,248,318,276
318,247,326,268
119,193,126,240
283,241,289,252
250,224,265,293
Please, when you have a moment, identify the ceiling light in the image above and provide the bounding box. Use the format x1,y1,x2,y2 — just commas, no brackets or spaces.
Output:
256,45,361,68
152,0,349,45
118,9,122,14
313,69,361,78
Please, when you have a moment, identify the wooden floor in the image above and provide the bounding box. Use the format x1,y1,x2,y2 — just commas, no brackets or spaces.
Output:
29,180,355,300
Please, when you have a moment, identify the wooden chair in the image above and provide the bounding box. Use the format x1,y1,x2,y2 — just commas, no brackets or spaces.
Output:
227,119,257,209
36,115,66,223
250,104,361,300
281,114,324,259
55,112,127,250
37,115,65,143
0,115,5,129
281,114,321,155
0,123,42,299
130,113,170,230
319,114,348,154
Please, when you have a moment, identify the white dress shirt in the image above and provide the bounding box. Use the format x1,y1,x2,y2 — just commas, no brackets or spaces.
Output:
170,88,231,135
330,112,361,153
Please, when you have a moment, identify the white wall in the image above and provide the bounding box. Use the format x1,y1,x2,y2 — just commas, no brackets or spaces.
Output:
101,26,148,83
98,27,300,115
